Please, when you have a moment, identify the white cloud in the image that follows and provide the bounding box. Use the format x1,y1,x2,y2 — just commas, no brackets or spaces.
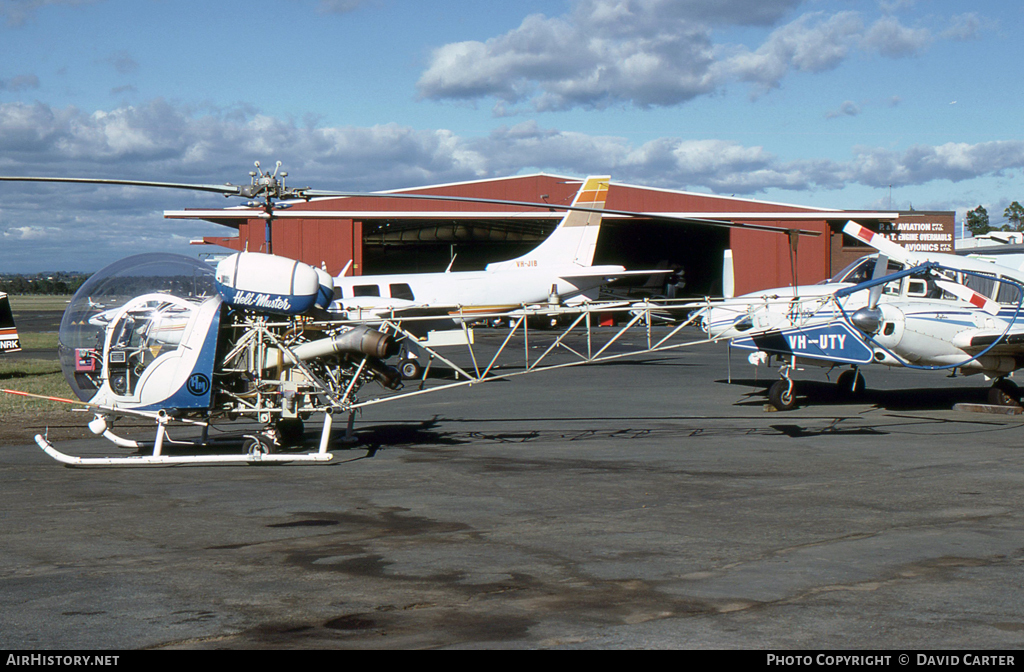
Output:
846,141,1024,188
416,10,722,110
860,15,931,57
941,13,985,41
3,100,1023,197
718,11,864,95
1,98,1022,270
3,225,57,240
417,2,939,111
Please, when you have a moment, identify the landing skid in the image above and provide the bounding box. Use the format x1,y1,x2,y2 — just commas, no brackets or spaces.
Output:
35,412,340,467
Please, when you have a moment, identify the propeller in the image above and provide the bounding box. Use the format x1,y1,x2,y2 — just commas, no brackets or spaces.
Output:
843,219,1001,318
849,253,889,334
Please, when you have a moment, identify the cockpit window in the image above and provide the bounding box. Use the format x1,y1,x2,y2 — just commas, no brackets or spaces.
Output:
997,279,1022,306
828,258,874,284
828,256,903,284
962,272,997,300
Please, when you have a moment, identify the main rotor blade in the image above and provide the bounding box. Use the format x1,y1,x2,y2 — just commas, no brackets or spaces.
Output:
299,189,822,237
0,173,824,237
0,176,241,196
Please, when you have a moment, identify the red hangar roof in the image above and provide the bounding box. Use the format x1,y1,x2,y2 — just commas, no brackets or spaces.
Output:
164,172,899,295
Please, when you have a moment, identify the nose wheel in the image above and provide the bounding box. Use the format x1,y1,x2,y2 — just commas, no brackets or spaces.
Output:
768,379,798,411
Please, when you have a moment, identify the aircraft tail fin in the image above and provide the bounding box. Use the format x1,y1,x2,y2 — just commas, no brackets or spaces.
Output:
0,293,21,353
486,175,610,271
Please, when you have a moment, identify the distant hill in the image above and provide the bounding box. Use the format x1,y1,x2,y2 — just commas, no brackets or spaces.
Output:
0,272,90,295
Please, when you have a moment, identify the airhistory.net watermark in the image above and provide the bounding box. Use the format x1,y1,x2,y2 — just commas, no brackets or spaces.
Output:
6,656,119,666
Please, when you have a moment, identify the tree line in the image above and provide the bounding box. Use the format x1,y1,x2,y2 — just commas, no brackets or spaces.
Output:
0,272,90,295
966,202,1024,236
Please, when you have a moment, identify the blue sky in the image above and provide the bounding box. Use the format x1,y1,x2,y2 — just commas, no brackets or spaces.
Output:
0,0,1020,272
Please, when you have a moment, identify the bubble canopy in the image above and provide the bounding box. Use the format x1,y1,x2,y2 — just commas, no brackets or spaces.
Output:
59,254,217,401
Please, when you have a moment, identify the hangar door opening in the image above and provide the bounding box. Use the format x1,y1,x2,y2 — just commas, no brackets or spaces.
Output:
595,221,730,297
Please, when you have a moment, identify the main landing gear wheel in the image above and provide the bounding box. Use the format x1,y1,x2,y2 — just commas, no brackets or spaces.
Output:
768,380,798,411
988,379,1022,407
836,369,866,396
400,359,423,380
243,435,274,457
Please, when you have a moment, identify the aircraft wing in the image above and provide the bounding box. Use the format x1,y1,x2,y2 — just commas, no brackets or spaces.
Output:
952,327,1024,354
559,269,673,282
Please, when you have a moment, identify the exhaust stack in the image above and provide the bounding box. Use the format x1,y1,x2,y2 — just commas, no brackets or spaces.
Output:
264,326,396,370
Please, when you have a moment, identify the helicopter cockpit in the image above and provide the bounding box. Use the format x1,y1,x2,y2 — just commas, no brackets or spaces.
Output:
59,254,217,402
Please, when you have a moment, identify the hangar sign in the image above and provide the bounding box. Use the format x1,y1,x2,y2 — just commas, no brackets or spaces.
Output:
877,220,954,253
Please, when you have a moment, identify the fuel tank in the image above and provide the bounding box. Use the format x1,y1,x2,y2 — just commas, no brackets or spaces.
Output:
215,252,334,315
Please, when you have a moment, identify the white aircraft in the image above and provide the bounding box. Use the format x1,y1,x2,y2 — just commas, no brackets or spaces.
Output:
698,221,1024,411
329,176,659,321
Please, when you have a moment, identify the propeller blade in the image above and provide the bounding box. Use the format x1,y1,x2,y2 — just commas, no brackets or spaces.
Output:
843,221,910,264
722,249,735,299
866,254,888,310
935,279,1001,316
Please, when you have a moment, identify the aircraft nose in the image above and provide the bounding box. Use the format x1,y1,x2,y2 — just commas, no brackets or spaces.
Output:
702,308,752,338
851,306,883,334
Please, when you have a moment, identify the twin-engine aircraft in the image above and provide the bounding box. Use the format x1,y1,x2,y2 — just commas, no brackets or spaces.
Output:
699,221,1024,410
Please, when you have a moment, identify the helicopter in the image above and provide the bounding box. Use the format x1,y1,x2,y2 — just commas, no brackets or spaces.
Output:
0,162,826,466
4,247,726,467
698,221,1024,411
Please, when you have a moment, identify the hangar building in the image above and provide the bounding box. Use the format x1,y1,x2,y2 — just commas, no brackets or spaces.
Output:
167,174,953,297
